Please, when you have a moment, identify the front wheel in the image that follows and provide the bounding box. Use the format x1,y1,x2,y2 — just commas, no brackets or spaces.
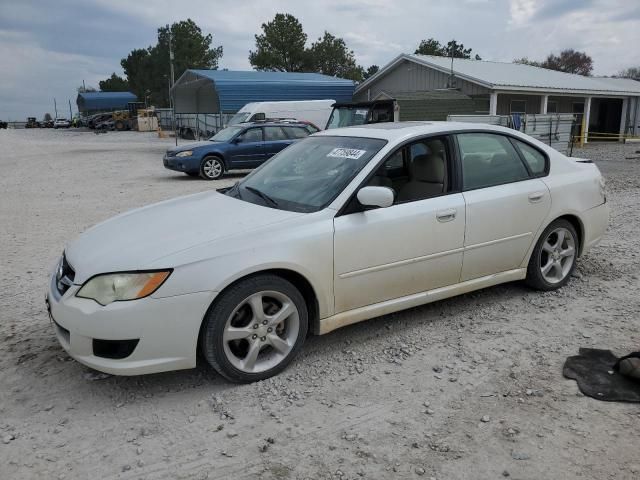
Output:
526,219,578,291
200,156,224,180
200,275,308,383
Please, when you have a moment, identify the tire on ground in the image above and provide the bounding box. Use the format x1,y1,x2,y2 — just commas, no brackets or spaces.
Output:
525,218,578,291
200,274,308,383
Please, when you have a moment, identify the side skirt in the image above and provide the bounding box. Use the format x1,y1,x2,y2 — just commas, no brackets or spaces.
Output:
318,268,527,335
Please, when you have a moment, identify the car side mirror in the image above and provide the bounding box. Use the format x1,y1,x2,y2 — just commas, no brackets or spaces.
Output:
233,137,242,144
357,186,394,209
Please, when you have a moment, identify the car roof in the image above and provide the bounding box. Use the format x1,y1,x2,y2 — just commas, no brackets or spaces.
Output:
314,121,529,141
241,121,311,127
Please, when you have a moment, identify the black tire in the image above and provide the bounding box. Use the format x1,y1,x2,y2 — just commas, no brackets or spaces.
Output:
525,219,578,291
199,156,224,180
200,274,308,383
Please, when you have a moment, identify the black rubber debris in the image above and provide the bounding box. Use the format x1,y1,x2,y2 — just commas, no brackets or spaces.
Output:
563,348,640,403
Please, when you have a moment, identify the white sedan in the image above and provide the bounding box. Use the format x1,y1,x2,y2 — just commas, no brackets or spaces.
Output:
46,122,608,382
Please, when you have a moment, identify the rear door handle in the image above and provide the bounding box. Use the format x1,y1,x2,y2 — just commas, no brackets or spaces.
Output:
436,209,457,222
528,191,545,203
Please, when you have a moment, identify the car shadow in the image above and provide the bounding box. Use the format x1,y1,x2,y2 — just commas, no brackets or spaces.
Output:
26,280,537,402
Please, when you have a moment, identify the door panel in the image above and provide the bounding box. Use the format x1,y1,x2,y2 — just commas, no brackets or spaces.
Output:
333,194,465,313
263,126,293,160
230,128,265,167
461,179,550,281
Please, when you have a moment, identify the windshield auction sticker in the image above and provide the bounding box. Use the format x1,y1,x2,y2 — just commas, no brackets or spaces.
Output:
327,148,367,160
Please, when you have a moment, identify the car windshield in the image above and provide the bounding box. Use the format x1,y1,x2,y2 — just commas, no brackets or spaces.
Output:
227,112,250,126
326,107,370,129
210,126,243,142
230,136,387,213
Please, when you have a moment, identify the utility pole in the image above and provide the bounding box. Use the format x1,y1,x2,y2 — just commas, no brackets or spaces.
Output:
68,99,72,121
82,79,86,92
54,98,58,118
169,28,177,146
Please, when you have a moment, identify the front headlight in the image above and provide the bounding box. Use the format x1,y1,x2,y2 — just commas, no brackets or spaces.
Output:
175,150,193,157
76,270,172,306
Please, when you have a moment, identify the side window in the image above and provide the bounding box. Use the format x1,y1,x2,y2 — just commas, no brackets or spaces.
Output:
458,133,529,190
282,126,310,139
366,137,449,204
239,128,263,143
512,139,547,176
264,126,288,141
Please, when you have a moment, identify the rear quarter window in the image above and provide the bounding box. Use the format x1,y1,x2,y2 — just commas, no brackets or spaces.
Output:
512,139,548,176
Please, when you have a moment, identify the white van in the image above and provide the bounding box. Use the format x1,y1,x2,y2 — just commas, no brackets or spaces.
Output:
227,100,335,130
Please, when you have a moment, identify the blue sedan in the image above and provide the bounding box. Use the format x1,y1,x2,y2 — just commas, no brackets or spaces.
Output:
163,122,317,180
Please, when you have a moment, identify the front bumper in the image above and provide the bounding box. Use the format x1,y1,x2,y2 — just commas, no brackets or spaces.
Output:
163,154,199,173
46,274,215,375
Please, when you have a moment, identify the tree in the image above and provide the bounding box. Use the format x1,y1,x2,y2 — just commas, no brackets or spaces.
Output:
77,85,97,93
99,73,130,92
618,66,640,80
415,38,444,56
414,38,480,59
515,49,593,76
513,57,540,67
43,113,52,122
364,65,379,80
249,14,307,72
542,49,592,76
116,19,222,107
307,31,364,81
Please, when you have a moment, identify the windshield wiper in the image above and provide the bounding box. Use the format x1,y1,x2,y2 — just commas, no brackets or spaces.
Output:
244,185,279,208
225,181,243,199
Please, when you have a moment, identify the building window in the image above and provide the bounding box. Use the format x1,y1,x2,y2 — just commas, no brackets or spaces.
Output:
510,100,527,114
547,101,558,113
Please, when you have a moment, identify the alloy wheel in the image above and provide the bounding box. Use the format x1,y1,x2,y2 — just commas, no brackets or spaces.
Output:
203,158,223,179
539,227,576,284
222,291,300,373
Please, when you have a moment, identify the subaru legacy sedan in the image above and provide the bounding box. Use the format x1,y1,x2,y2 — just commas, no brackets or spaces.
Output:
163,121,316,180
47,122,608,383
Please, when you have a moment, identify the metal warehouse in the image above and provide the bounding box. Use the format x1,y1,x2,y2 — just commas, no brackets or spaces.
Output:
171,70,355,115
356,54,640,141
76,91,138,114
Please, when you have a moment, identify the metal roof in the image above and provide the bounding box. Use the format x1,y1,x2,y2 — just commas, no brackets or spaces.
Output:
172,70,356,113
357,54,640,96
76,91,137,112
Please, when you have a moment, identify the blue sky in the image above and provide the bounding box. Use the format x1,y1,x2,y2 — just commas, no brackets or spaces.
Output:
1,0,638,120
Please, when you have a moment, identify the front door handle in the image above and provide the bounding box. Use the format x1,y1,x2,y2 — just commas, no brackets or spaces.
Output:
528,191,545,203
436,209,457,222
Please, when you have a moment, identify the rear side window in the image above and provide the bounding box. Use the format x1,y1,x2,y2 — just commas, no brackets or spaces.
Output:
282,126,310,139
512,139,547,176
264,126,288,141
458,133,529,190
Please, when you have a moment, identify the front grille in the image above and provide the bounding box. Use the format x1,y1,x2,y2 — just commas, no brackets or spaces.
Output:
56,254,75,296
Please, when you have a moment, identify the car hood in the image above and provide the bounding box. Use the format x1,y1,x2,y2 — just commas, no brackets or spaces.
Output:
65,191,303,283
167,141,215,154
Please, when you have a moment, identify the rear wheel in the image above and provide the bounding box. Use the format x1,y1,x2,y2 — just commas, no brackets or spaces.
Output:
200,275,308,383
526,219,578,291
200,156,224,180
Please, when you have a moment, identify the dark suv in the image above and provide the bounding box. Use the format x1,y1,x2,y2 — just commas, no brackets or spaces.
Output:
163,121,317,180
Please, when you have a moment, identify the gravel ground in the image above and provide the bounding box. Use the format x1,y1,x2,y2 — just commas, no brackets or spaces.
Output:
1,129,639,480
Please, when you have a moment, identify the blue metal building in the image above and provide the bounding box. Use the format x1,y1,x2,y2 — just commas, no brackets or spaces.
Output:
171,70,355,114
76,91,138,113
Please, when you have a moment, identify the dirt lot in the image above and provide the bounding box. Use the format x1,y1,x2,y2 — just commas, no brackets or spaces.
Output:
1,129,639,480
